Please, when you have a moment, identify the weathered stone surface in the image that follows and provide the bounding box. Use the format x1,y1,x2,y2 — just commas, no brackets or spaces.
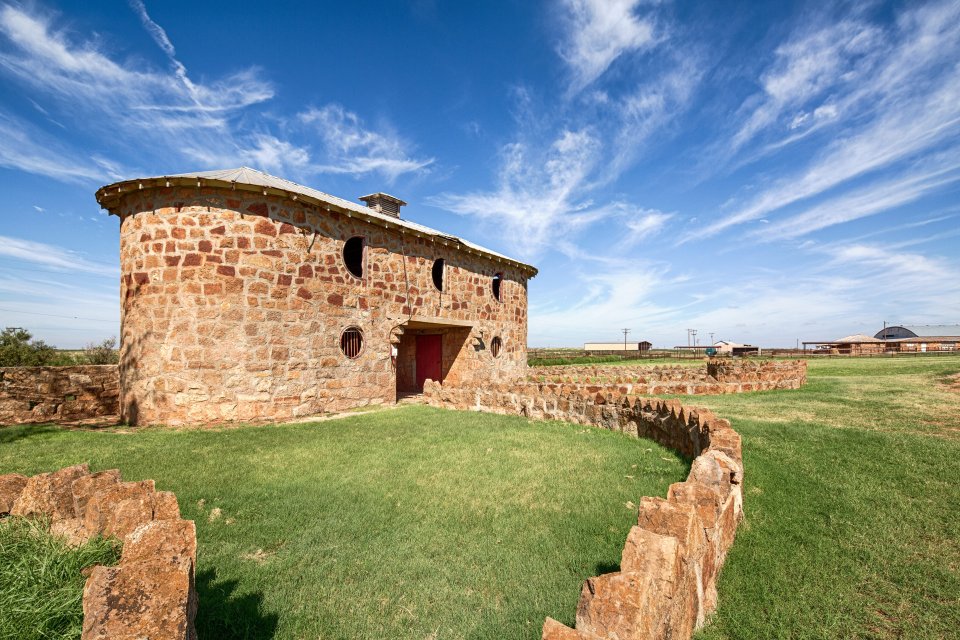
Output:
12,463,90,521
542,617,583,640
0,473,27,514
72,469,121,521
153,490,181,520
50,517,90,547
83,480,155,536
82,559,194,640
123,519,196,566
0,365,119,425
112,185,533,426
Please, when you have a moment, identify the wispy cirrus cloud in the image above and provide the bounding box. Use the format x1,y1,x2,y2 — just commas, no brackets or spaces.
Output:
0,3,429,183
0,111,108,182
692,0,960,242
558,0,658,93
0,234,118,276
431,129,602,258
298,105,434,182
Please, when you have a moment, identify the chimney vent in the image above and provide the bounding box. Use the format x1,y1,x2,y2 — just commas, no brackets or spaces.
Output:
359,192,407,218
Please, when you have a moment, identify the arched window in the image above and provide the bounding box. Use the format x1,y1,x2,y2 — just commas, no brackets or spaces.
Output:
491,336,503,358
492,273,503,302
343,237,364,278
340,327,364,359
432,258,445,291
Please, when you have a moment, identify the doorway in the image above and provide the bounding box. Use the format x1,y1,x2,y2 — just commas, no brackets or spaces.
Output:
415,334,442,390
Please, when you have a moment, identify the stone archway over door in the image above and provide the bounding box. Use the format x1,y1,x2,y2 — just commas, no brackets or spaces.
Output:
416,334,442,390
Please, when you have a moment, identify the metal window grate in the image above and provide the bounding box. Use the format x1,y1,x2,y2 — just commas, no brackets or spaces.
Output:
491,336,502,358
340,327,364,359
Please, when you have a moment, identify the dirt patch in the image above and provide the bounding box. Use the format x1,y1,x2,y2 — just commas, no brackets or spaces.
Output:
938,373,960,394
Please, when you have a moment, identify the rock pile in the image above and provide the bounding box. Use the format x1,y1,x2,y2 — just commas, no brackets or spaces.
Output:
0,464,196,640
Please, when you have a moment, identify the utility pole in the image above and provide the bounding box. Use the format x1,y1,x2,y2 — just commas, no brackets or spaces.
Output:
709,332,715,346
691,329,698,347
622,328,630,352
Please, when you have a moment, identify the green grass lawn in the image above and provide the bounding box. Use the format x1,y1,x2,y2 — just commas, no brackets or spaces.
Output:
0,407,687,639
0,517,120,640
688,356,960,639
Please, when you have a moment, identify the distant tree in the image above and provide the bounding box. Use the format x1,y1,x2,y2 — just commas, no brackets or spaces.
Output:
0,327,58,367
83,337,119,365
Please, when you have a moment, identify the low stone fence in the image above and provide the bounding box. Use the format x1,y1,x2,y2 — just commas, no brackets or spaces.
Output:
423,380,743,640
0,365,120,425
530,359,806,395
0,464,196,639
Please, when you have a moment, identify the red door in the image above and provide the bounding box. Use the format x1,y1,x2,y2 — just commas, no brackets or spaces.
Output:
415,334,442,390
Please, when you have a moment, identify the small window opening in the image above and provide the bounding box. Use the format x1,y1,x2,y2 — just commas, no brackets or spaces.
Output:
432,258,445,291
340,327,364,359
343,237,365,278
491,336,503,358
492,273,503,301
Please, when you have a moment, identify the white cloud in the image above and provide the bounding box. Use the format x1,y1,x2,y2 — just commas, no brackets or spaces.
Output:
752,159,960,240
558,0,657,93
431,129,603,258
0,4,430,183
299,105,434,182
0,235,118,276
0,111,106,182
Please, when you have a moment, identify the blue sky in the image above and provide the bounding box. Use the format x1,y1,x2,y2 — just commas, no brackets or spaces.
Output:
0,0,958,348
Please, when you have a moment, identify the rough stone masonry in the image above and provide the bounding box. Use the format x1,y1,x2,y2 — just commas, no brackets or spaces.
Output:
95,168,538,426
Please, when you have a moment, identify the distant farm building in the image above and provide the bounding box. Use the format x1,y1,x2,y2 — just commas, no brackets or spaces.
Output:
873,325,959,351
804,324,959,354
713,341,759,356
584,341,652,353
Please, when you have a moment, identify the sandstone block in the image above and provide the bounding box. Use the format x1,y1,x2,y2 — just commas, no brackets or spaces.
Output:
0,473,28,514
84,480,155,536
72,470,122,521
50,517,91,547
82,559,195,640
12,463,90,521
123,519,197,567
542,618,583,640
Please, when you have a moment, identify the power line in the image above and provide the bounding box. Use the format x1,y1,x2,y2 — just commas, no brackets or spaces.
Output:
0,307,118,323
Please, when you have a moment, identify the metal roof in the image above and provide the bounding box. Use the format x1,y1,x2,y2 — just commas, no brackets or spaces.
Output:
898,324,960,337
95,167,537,276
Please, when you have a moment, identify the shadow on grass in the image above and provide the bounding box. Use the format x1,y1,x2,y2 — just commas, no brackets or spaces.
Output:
594,561,620,575
195,568,279,639
0,423,61,444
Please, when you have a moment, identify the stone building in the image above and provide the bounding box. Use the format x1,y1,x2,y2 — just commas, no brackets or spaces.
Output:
95,168,537,426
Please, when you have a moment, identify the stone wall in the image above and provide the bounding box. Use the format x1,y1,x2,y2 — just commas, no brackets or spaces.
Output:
0,366,119,425
422,380,744,640
114,186,531,425
530,359,806,395
0,464,196,640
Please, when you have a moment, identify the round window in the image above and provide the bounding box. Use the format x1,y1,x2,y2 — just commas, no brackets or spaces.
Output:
492,273,503,301
491,336,503,358
340,327,364,359
343,237,364,278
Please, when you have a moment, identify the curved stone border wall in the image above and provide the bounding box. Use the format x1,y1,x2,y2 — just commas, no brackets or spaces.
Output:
530,359,806,395
0,366,120,425
423,380,744,640
0,464,196,640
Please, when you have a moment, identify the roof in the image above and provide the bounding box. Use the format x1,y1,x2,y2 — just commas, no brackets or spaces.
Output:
834,334,884,343
95,167,537,277
899,324,960,337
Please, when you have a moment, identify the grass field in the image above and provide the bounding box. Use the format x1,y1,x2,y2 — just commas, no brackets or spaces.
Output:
2,356,957,639
0,408,687,639
689,356,960,639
